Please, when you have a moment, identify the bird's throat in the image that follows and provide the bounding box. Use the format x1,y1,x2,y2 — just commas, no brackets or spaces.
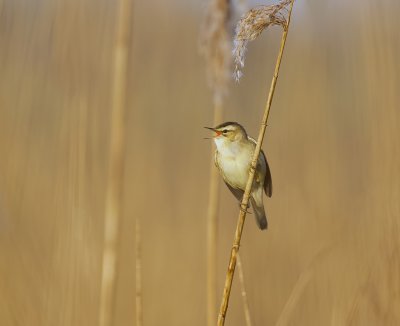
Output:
214,138,244,157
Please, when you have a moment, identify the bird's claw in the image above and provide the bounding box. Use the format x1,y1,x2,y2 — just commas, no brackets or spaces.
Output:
239,202,252,214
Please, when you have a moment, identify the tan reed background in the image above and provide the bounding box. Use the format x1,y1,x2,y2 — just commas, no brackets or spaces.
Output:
0,0,399,325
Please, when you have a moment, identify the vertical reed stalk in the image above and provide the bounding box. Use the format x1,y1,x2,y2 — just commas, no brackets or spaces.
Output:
98,0,132,325
276,245,332,326
135,216,143,326
206,96,223,326
275,269,312,326
217,1,295,325
200,0,232,324
237,253,252,326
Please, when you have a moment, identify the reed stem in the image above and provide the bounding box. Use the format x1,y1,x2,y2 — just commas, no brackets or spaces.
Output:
207,97,223,326
237,253,253,326
217,1,295,325
135,216,143,326
98,0,132,325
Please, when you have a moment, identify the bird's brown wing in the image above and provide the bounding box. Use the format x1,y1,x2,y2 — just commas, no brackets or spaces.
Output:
260,149,272,197
247,137,273,198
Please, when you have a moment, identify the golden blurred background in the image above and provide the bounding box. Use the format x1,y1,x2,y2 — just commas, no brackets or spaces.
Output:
1,0,400,325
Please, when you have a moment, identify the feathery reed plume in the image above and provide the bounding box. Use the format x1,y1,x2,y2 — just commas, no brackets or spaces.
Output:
200,1,233,325
98,0,133,325
233,0,291,81
237,253,253,326
200,0,232,104
217,1,295,325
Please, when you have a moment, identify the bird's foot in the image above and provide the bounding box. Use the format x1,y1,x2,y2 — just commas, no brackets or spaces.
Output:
239,202,252,214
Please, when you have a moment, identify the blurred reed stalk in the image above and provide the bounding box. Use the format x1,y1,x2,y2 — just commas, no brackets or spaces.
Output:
275,266,313,326
217,1,295,325
98,0,133,325
200,1,232,325
206,103,222,326
135,217,143,326
236,253,252,326
276,245,331,326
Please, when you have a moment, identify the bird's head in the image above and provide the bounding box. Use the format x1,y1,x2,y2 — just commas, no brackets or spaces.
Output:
204,122,247,144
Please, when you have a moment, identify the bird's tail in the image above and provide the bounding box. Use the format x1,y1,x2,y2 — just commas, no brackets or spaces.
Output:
250,189,267,230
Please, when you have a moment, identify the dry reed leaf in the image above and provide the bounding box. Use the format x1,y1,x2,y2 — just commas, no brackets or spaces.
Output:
233,0,291,81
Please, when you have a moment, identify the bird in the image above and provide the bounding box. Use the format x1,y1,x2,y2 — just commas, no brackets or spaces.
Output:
205,121,272,230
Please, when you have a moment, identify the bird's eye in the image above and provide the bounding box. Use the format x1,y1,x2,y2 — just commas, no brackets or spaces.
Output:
222,129,228,134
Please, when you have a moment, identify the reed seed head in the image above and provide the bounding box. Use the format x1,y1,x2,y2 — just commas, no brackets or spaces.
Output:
233,0,292,81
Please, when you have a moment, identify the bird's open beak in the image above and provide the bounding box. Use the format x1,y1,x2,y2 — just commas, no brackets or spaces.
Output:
204,127,222,137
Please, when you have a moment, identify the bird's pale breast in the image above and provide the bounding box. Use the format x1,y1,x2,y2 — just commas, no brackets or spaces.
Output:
215,140,253,190
214,136,267,191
